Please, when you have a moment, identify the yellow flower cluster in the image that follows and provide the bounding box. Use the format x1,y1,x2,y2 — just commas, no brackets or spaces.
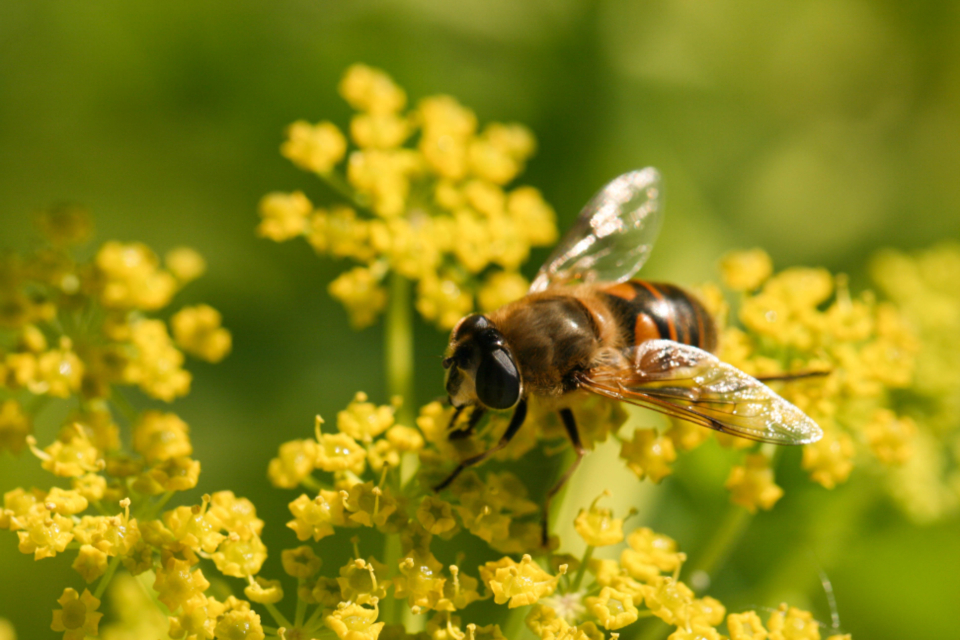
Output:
258,64,559,329
869,242,960,522
265,393,849,640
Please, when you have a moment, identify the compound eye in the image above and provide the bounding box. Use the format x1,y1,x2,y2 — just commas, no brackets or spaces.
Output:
475,348,520,410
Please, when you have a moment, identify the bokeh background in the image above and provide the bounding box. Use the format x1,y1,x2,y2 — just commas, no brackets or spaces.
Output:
1,1,958,638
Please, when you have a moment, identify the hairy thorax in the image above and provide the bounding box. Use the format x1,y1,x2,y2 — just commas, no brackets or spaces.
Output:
488,288,622,398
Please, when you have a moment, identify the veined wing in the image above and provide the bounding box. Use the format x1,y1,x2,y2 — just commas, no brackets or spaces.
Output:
529,168,664,293
579,339,823,445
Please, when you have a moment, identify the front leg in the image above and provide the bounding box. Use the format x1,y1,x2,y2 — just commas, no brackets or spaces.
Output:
433,399,528,492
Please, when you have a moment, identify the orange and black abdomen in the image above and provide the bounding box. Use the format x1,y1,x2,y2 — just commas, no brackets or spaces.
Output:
598,280,717,353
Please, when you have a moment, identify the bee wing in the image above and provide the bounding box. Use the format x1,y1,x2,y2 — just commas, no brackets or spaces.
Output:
529,168,664,293
580,339,823,445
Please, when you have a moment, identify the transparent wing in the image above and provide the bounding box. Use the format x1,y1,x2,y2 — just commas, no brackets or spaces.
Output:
580,340,823,445
529,168,664,293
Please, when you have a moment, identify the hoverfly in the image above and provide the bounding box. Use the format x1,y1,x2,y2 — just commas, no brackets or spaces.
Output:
436,168,823,542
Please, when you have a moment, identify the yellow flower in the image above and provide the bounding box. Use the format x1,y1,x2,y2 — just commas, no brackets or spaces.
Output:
480,554,562,608
212,535,268,578
43,487,89,516
94,241,178,310
72,544,109,583
126,319,192,401
338,558,390,605
328,267,388,329
171,305,232,363
340,64,407,114
347,149,421,217
282,120,347,174
137,456,201,494
132,411,193,464
506,187,557,246
154,557,211,611
864,409,915,465
727,611,768,640
165,246,207,282
620,527,685,583
338,392,395,442
51,588,102,640
574,492,624,547
267,438,319,489
416,274,474,330
435,565,482,612
208,491,264,542
766,605,820,640
36,346,84,398
16,510,74,559
417,496,459,536
350,113,411,149
325,602,385,640
585,587,639,630
163,503,224,553
244,577,284,604
316,432,368,474
257,191,313,241
802,431,855,489
619,428,676,483
287,490,350,541
393,549,445,610
40,429,102,477
282,545,322,579
0,399,31,454
642,576,695,627
725,454,784,512
214,609,265,640
720,249,774,292
169,595,225,640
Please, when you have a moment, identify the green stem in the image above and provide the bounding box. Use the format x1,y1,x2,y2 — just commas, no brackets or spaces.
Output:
295,579,307,628
385,271,414,424
110,389,139,425
263,602,294,630
381,534,402,624
320,171,375,215
570,545,595,592
93,554,123,599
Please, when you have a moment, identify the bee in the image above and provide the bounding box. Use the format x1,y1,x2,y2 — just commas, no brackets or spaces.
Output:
436,168,823,542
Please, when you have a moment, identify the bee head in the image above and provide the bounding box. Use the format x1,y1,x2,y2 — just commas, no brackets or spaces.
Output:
443,314,521,411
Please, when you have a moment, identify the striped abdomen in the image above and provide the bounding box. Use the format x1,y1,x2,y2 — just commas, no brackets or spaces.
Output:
597,280,717,353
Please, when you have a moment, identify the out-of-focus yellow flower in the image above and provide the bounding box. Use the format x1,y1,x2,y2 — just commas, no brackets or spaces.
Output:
642,576,695,627
165,247,207,283
585,587,639,630
720,249,773,292
132,411,192,464
864,409,915,465
257,191,313,241
36,204,93,246
574,492,624,547
94,241,178,311
480,555,563,608
171,305,232,363
620,527,685,583
0,399,31,454
477,271,529,312
802,429,855,489
417,274,474,330
267,438,319,489
725,454,784,513
282,121,347,175
619,428,676,483
727,611,767,640
72,544,108,583
126,319,192,401
340,64,407,114
51,588,102,640
417,496,459,537
39,428,101,478
328,267,389,329
766,605,820,640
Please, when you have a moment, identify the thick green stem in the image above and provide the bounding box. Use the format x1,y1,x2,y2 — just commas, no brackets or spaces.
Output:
382,270,416,626
385,272,415,423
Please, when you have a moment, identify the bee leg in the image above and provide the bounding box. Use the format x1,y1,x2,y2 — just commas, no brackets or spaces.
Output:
449,407,487,441
433,399,527,492
541,408,587,546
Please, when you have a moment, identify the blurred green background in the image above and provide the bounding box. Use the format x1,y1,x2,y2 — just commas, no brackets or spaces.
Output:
1,1,958,638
